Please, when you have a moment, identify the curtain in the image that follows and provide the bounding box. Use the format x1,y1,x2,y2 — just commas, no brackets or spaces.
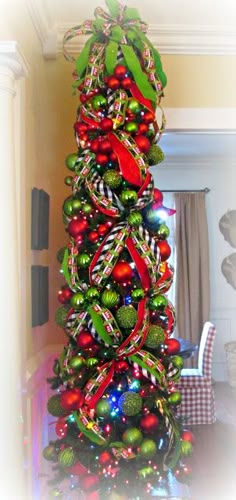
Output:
174,192,210,367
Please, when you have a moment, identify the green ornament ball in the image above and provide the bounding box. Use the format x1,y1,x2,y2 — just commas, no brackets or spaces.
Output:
139,439,157,458
70,292,85,310
131,288,145,302
149,294,168,311
127,211,143,227
96,399,112,418
71,199,82,212
118,392,143,416
58,448,76,468
157,223,170,240
49,488,63,499
65,153,78,171
92,94,107,110
63,198,74,217
168,391,182,406
122,427,143,447
55,306,70,328
125,121,139,134
103,170,122,189
181,440,193,456
101,289,119,308
116,305,138,329
119,189,138,207
43,445,56,461
56,247,67,264
144,325,165,349
64,175,73,186
85,287,100,302
69,355,85,371
47,395,67,417
82,202,93,214
77,253,91,268
86,357,99,368
147,144,165,166
128,99,141,114
172,355,184,370
138,467,154,481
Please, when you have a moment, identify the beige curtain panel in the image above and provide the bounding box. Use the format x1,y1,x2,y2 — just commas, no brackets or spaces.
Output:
174,192,210,367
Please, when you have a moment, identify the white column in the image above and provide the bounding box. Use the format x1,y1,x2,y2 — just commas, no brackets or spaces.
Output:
0,42,28,499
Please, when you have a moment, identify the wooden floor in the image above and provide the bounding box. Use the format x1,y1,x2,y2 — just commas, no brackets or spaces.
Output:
185,382,236,500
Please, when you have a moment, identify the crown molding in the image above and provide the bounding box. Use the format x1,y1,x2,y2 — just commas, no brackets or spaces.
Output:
26,0,236,59
0,41,29,78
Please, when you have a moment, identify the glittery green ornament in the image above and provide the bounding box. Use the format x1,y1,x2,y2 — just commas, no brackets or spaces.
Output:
147,144,165,166
138,467,154,481
139,439,157,458
144,325,165,349
65,153,78,171
55,306,70,328
85,287,100,302
119,189,138,206
56,247,67,264
168,391,182,406
172,355,184,370
149,294,168,311
47,395,67,417
157,223,170,240
101,289,119,308
58,448,76,468
116,305,138,329
118,392,142,416
122,427,143,446
63,198,74,217
69,356,85,371
86,357,99,368
77,253,91,268
96,399,112,418
127,211,143,227
43,445,56,461
131,288,145,302
82,202,93,214
92,94,107,110
70,292,85,309
103,170,122,189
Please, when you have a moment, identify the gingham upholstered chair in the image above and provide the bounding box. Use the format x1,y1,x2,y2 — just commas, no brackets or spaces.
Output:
176,322,216,424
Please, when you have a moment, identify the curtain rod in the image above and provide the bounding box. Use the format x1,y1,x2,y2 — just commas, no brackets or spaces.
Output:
161,187,210,193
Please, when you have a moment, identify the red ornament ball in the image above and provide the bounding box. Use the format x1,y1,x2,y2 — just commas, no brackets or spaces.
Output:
165,338,181,355
90,138,100,153
98,139,112,154
107,76,120,90
77,331,95,349
114,64,127,80
115,360,129,373
112,261,133,283
96,153,109,165
55,418,68,438
143,111,155,124
157,240,171,261
66,461,87,476
100,117,113,132
60,388,83,411
140,413,159,433
68,217,88,238
58,287,73,304
138,123,149,134
121,77,132,90
109,152,117,162
98,451,113,466
88,230,99,244
134,135,151,154
74,121,88,135
97,224,108,237
181,429,195,445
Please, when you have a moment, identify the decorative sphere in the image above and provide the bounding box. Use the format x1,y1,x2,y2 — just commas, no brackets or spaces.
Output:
96,152,109,165
77,253,91,268
121,77,132,90
181,440,193,456
142,111,155,124
149,294,168,311
122,427,143,447
107,76,120,90
165,338,181,355
80,474,99,491
95,399,111,418
115,360,129,373
60,388,83,411
64,175,73,186
168,391,182,406
88,230,99,244
77,331,95,349
69,356,85,371
139,439,157,458
81,203,93,215
138,123,149,134
131,288,145,302
86,357,99,368
68,217,88,238
90,138,100,153
147,145,165,166
70,292,85,309
97,224,109,237
118,392,142,416
100,117,113,132
58,448,76,468
103,170,122,189
114,65,127,80
128,98,141,114
43,445,56,461
101,289,119,308
85,287,100,302
157,240,171,261
65,153,78,171
112,261,133,283
74,121,88,135
47,395,67,417
92,94,107,111
181,429,195,445
157,223,170,240
140,413,159,433
63,198,74,217
125,121,139,134
116,305,138,329
172,355,184,370
134,135,151,154
119,189,138,206
127,211,143,227
55,306,70,328
98,139,112,154
98,451,113,466
144,325,165,349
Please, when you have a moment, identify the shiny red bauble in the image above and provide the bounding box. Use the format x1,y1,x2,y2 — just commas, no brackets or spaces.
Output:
115,360,129,373
114,64,127,80
60,388,83,411
96,152,109,165
97,224,108,237
140,413,159,433
165,338,181,355
181,429,195,445
143,111,155,124
107,76,120,90
112,261,133,283
58,287,73,304
100,117,113,132
88,230,99,244
109,152,117,162
153,188,163,205
68,217,89,238
98,139,112,154
134,134,151,154
98,450,113,466
77,330,95,349
157,240,171,261
138,123,149,134
55,418,68,438
74,121,88,135
90,138,100,153
121,77,132,90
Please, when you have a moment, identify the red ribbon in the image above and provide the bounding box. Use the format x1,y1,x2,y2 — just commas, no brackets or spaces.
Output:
126,236,151,291
130,81,154,113
108,131,142,187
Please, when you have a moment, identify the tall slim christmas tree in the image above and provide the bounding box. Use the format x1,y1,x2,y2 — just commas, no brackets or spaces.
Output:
43,1,194,498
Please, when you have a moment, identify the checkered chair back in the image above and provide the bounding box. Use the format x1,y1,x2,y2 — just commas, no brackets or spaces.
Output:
198,321,216,378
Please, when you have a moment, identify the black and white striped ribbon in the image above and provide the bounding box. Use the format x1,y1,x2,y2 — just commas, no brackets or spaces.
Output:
137,225,160,262
91,221,127,279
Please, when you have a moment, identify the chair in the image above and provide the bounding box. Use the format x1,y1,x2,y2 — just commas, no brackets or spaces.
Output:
176,322,216,424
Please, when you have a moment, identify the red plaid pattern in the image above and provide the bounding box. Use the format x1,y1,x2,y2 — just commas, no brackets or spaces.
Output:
176,322,216,425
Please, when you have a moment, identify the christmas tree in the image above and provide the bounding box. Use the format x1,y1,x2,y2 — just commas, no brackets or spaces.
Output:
43,1,194,498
